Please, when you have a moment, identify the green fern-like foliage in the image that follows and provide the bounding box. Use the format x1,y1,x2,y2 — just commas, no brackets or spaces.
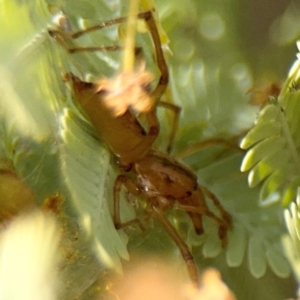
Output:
284,190,300,295
241,58,300,206
1,0,300,299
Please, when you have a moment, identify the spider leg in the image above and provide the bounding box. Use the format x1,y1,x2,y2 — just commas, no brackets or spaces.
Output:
151,205,199,287
113,175,145,231
200,186,232,247
174,187,232,247
63,11,169,106
48,29,141,54
201,186,232,227
158,99,181,154
174,137,243,160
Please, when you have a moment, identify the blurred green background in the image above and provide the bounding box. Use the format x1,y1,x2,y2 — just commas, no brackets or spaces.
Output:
1,0,300,299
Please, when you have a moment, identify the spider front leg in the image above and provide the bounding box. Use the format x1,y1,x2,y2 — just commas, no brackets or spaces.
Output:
151,205,199,287
138,11,169,105
113,174,145,231
175,187,232,248
201,186,232,228
54,11,168,98
48,28,134,54
158,100,181,154
174,137,244,160
201,186,232,247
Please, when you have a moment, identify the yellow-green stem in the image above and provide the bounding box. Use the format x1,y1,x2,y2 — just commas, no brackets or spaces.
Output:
122,0,139,72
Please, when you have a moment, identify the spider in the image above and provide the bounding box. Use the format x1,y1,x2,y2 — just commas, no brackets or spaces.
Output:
50,9,232,286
